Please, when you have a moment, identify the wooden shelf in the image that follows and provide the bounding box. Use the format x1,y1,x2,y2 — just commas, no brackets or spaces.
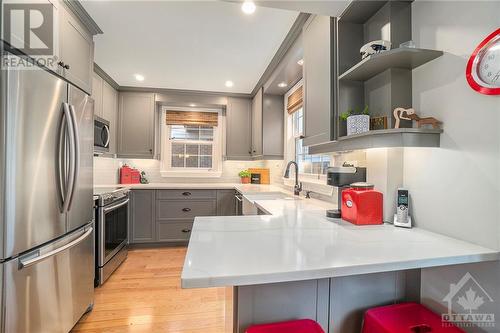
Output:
339,48,444,81
308,128,443,154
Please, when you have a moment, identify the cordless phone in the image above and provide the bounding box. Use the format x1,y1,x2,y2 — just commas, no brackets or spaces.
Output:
394,188,412,228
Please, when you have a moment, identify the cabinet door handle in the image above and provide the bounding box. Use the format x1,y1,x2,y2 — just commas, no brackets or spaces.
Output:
181,229,191,233
64,64,70,70
182,208,191,212
182,192,191,196
58,61,65,67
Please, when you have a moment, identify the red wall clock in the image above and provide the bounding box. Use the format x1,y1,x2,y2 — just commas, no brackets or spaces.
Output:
466,28,500,95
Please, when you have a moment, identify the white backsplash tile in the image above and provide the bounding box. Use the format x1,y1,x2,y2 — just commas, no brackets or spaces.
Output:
94,157,285,186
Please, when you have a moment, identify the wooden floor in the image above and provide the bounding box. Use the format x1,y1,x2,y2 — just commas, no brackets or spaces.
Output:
72,247,228,333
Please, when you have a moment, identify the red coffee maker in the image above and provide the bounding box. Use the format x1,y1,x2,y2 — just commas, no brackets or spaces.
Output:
341,182,383,225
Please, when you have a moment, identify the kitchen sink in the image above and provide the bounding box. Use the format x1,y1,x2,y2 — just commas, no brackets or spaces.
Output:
244,192,300,201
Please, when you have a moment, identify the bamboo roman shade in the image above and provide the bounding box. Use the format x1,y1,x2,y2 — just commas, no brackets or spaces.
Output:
287,86,303,114
165,111,218,127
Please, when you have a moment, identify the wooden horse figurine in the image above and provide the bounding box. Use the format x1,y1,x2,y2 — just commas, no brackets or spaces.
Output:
393,107,442,129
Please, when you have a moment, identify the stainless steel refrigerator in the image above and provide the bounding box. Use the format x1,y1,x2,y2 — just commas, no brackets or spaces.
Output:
0,53,95,332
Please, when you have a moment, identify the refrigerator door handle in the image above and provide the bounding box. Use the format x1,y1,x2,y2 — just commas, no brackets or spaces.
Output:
60,103,75,213
18,226,93,269
67,104,80,211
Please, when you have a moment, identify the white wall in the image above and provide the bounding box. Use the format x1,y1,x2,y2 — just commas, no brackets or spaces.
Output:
406,2,500,331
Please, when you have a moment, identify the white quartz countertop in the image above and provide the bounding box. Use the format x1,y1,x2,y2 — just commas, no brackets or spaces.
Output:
94,183,286,192
181,196,499,289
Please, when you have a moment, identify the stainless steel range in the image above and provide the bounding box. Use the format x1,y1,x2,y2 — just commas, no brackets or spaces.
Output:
94,187,129,285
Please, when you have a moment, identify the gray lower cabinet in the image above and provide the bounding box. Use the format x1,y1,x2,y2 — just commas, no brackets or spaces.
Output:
217,190,237,216
129,190,156,243
129,189,235,245
302,15,336,146
226,97,252,160
118,92,156,158
157,221,194,242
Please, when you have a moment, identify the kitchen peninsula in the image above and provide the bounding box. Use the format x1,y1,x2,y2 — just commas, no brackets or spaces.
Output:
181,190,499,333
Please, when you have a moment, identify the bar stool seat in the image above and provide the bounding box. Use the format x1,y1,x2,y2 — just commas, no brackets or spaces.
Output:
246,319,325,333
362,302,465,333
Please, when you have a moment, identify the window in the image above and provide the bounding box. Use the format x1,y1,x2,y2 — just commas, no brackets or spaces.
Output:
292,108,330,176
161,108,223,177
170,125,214,169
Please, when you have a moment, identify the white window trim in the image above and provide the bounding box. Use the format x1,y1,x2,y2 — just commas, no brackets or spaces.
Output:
284,80,329,186
160,106,224,178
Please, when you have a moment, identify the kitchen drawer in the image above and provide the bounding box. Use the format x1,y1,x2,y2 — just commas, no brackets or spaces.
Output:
157,221,193,242
156,189,217,200
157,200,216,220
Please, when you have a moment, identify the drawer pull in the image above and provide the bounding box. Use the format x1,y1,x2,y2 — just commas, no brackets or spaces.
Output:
182,191,192,196
182,208,191,212
182,229,191,233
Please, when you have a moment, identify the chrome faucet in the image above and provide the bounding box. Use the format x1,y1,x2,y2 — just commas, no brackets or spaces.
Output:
283,161,302,196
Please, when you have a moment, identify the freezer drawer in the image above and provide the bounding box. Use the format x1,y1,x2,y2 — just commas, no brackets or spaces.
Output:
2,224,94,333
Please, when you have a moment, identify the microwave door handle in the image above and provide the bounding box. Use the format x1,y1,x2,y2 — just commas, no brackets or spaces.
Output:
67,104,80,211
103,124,110,148
60,103,75,213
103,198,130,214
18,227,93,269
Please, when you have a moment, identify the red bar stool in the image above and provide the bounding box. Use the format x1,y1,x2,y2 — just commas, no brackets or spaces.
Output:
362,302,465,333
246,319,325,333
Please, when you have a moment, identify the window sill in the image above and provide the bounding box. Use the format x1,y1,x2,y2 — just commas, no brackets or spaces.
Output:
160,170,223,178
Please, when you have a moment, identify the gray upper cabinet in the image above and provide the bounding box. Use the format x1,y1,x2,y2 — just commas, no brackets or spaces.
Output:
226,97,252,160
262,94,284,158
58,3,94,94
129,190,156,243
102,80,118,154
118,92,156,158
91,73,103,117
251,88,263,157
250,88,284,159
302,15,336,146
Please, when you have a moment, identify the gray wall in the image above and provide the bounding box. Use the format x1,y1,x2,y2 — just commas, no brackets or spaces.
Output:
405,2,500,332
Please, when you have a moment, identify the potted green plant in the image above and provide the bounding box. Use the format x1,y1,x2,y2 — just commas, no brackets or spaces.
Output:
238,170,251,184
340,105,370,136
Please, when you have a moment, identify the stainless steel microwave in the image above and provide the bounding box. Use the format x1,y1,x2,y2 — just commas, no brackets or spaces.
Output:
94,116,110,153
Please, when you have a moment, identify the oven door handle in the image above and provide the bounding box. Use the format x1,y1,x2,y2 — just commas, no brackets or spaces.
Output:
103,198,130,213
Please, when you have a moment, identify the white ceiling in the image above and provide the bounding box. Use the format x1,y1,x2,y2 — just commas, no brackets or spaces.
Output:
82,1,299,94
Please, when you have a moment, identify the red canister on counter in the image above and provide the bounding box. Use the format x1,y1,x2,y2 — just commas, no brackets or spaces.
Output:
341,182,383,225
120,165,141,184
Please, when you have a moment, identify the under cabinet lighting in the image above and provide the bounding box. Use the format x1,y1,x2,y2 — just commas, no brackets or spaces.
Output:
241,1,256,14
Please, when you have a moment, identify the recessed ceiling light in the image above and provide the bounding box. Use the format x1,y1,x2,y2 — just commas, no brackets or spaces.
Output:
241,1,256,14
297,59,304,66
189,103,196,107
225,80,234,88
278,82,288,88
134,74,145,82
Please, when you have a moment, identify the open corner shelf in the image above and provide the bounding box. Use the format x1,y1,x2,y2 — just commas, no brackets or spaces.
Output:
339,48,444,82
308,128,443,154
